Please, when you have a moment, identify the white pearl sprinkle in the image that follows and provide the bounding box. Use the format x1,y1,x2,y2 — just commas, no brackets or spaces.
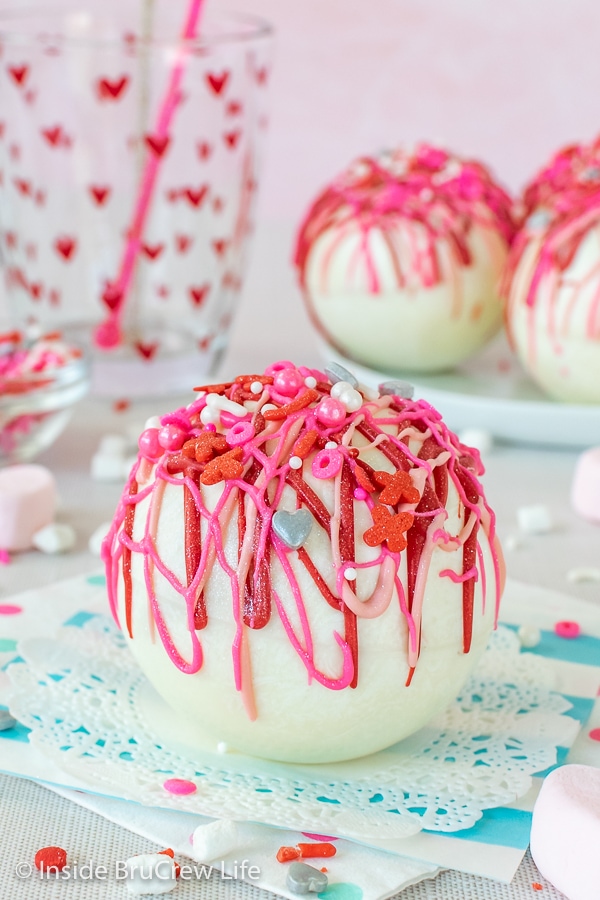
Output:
250,381,263,394
289,456,303,470
344,567,357,581
325,441,338,450
304,376,317,389
331,381,352,399
200,406,221,426
217,741,229,754
261,403,277,413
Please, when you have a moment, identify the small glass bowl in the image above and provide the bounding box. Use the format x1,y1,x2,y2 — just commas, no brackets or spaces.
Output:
0,351,89,464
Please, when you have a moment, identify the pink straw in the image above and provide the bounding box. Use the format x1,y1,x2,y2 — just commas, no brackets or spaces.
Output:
94,0,206,350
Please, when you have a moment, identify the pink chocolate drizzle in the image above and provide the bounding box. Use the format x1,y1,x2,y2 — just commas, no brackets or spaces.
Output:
293,144,516,348
503,138,600,359
102,362,502,716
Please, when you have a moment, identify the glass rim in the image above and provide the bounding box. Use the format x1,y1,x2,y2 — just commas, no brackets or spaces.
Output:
0,8,273,49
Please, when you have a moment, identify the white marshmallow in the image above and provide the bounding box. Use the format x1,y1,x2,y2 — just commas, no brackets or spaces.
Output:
192,819,239,862
531,764,600,900
567,566,600,583
88,522,112,557
32,523,76,554
458,428,493,456
516,504,553,534
91,452,128,482
571,447,600,524
125,854,177,895
98,434,128,456
0,465,57,551
517,624,541,648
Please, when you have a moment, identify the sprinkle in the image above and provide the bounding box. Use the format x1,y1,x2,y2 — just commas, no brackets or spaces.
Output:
344,567,357,581
378,379,414,399
353,487,367,500
192,820,239,860
263,389,319,420
0,709,16,731
304,376,317,389
324,441,338,449
554,620,580,639
277,846,301,863
163,778,197,795
293,429,318,459
272,509,313,550
286,861,328,894
225,421,255,447
289,456,303,470
250,381,263,394
325,362,358,388
589,728,600,742
261,403,277,413
183,432,228,463
113,398,130,412
200,448,244,485
374,470,421,506
297,843,337,859
312,448,343,480
355,466,376,492
35,846,68,872
315,396,346,427
0,604,22,615
364,505,414,553
532,883,543,891
216,741,229,754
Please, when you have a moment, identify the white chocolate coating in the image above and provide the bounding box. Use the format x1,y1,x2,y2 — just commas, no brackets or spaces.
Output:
304,218,508,373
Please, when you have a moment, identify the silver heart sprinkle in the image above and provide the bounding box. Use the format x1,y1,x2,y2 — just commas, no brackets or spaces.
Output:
286,862,328,895
272,509,313,550
325,361,358,389
379,379,414,399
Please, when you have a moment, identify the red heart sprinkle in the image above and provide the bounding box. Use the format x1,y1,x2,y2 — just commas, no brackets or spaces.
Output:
197,141,212,160
97,75,129,100
183,185,208,208
41,125,63,147
54,236,76,261
212,239,229,257
134,341,159,360
205,71,229,96
189,284,210,307
89,185,111,206
223,130,241,150
145,134,170,157
141,242,164,261
8,64,29,86
101,283,123,310
175,234,193,253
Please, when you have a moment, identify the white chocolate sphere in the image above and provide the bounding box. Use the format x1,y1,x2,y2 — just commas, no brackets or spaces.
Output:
295,146,515,374
104,363,503,763
505,142,600,404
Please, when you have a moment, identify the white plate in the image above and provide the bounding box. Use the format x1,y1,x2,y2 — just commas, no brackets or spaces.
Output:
319,335,600,449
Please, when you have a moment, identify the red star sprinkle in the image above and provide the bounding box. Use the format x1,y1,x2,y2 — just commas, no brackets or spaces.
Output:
182,432,228,463
363,505,414,553
200,447,244,485
374,469,421,506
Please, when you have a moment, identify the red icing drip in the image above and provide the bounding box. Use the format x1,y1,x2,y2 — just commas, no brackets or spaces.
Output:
339,461,359,688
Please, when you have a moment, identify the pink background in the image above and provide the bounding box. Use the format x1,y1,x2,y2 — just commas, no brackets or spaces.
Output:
229,0,600,223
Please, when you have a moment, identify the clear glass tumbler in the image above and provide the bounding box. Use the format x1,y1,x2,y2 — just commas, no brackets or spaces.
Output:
0,2,272,395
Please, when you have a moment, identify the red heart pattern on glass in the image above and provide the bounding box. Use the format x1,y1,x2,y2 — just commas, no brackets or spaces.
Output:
8,64,29,87
89,185,111,206
189,284,210,307
97,75,129,101
54,236,77,261
205,71,230,96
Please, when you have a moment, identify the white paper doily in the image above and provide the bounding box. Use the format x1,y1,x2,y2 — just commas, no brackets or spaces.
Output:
6,617,579,844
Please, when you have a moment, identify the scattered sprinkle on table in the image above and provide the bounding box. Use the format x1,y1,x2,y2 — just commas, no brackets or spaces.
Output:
34,846,68,872
0,604,22,616
163,778,197,795
554,620,581,639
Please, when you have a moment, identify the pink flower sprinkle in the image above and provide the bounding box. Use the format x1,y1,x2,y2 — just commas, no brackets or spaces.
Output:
554,620,580,639
163,778,197,796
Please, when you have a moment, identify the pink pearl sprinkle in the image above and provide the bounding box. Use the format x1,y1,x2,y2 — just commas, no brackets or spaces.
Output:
158,424,187,451
589,728,600,742
138,428,161,460
163,778,197,796
554,620,581,639
0,604,22,615
354,487,367,501
226,421,255,447
315,396,346,427
273,367,304,397
94,320,120,349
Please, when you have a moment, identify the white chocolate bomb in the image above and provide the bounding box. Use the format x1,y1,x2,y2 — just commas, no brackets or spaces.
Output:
504,139,600,403
104,362,503,763
295,145,516,374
